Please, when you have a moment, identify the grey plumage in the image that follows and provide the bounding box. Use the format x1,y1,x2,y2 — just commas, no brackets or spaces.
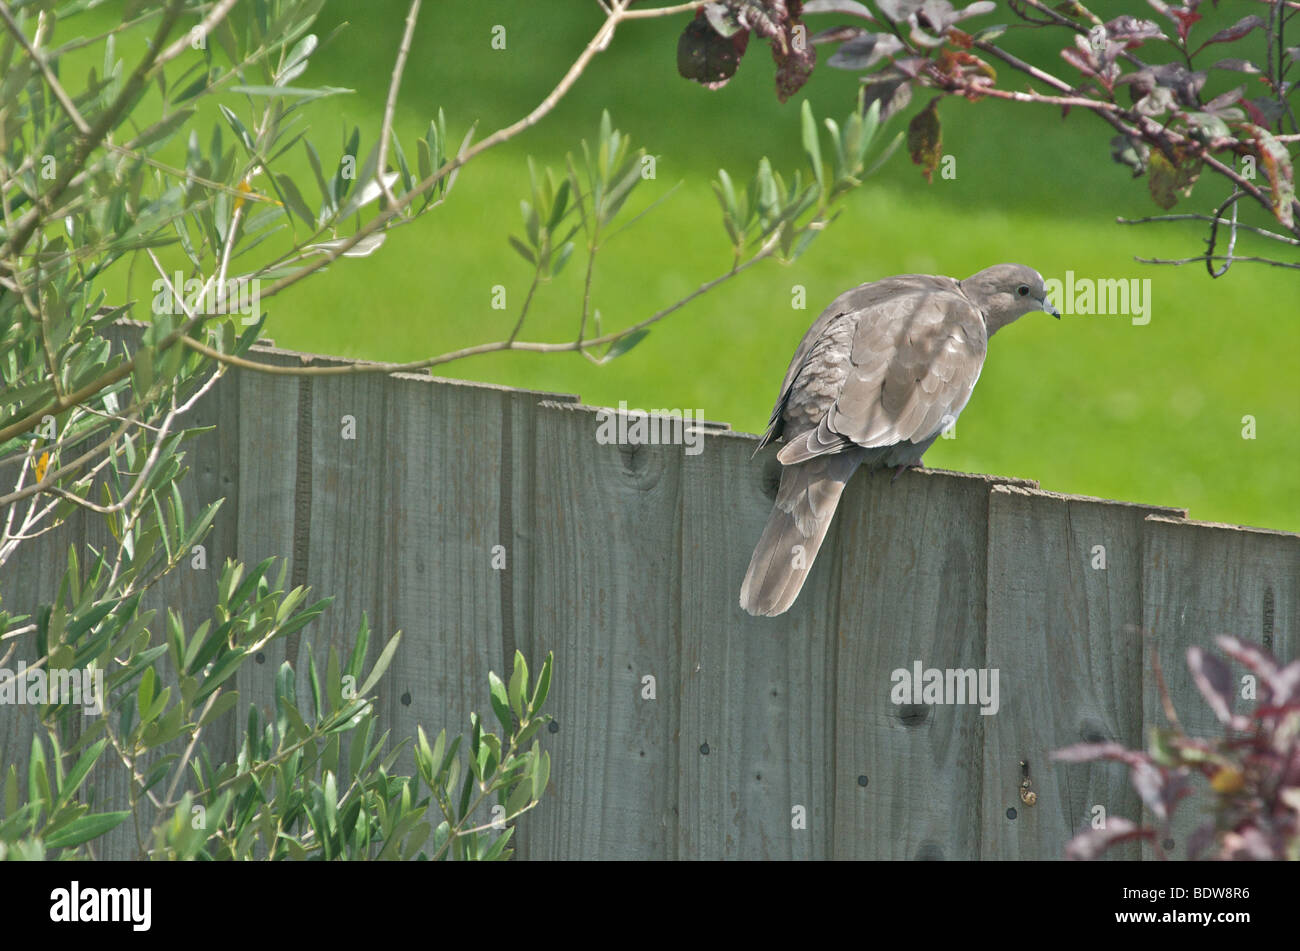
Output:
739,263,1059,617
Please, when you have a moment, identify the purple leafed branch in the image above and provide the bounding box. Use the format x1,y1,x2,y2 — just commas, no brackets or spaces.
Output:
675,0,1300,275
1051,637,1300,861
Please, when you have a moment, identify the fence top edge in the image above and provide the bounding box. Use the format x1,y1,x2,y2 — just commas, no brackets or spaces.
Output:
991,481,1189,517
1143,512,1300,541
913,467,1038,489
244,343,582,402
538,398,731,431
106,319,1294,539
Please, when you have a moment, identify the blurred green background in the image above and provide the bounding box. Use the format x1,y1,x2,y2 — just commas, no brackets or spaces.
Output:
125,1,1300,530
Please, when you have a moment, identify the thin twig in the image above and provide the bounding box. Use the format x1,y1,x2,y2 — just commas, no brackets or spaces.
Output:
1204,189,1242,278
376,0,422,211
0,405,144,510
176,229,783,377
507,266,544,345
1115,215,1300,245
164,690,222,809
622,1,709,18
1134,254,1300,269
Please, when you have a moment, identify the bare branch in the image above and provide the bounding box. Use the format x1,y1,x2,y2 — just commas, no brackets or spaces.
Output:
1204,190,1242,278
376,0,422,211
177,228,784,377
1134,254,1300,269
1116,215,1300,246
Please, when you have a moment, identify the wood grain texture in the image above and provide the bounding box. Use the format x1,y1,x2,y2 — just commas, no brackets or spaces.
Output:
832,468,1024,860
228,366,304,754
1140,514,1299,860
516,400,682,860
375,377,526,838
982,484,1184,860
678,431,837,859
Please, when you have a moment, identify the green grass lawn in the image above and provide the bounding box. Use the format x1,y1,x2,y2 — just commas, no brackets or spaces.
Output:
99,1,1300,531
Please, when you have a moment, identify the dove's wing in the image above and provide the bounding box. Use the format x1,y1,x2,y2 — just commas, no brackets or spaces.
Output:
775,280,988,466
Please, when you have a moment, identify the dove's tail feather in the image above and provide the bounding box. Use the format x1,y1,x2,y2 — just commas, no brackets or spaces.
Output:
739,450,864,617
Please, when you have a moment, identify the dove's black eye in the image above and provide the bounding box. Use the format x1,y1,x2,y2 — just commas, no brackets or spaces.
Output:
1016,284,1030,297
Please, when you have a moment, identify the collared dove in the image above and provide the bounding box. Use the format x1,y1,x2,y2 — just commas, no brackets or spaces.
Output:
739,263,1059,617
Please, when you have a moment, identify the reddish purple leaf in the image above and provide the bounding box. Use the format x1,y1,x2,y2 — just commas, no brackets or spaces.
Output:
859,75,913,121
827,32,904,69
1052,741,1145,766
1210,58,1262,74
1188,645,1236,725
773,21,817,102
1221,827,1281,860
1203,86,1245,113
1131,760,1169,818
1252,700,1300,719
801,0,878,20
1106,15,1165,45
1196,15,1265,53
677,15,751,90
1065,818,1155,860
1216,636,1280,681
1272,662,1300,705
1148,0,1205,44
1172,10,1201,44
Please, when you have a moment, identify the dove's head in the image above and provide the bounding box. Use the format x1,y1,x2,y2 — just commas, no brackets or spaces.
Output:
961,263,1060,336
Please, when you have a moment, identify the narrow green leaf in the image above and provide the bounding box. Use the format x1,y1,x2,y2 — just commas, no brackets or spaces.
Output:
506,779,532,819
604,329,648,361
533,748,550,802
56,738,105,808
230,84,352,99
551,241,575,277
45,811,131,849
508,235,535,265
276,173,316,227
137,666,156,719
357,631,402,696
199,690,240,728
488,671,511,733
507,651,528,721
530,652,553,714
481,826,514,861
801,100,825,192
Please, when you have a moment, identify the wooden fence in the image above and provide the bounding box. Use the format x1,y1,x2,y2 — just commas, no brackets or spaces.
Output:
3,331,1297,860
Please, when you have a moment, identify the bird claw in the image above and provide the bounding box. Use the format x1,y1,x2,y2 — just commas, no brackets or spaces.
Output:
891,462,922,484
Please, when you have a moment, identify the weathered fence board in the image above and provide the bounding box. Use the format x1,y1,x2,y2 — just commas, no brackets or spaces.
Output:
3,333,1297,860
679,434,837,860
378,376,512,806
982,485,1182,860
229,366,303,749
832,468,1017,859
519,401,682,861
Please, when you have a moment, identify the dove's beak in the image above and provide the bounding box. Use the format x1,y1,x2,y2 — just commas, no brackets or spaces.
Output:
1039,297,1061,319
